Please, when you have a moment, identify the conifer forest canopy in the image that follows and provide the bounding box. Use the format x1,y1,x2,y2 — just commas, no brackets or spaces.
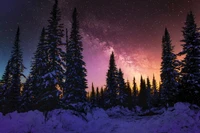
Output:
0,0,200,87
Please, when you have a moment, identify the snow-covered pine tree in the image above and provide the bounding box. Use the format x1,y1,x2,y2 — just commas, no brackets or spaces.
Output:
105,52,118,108
138,76,148,109
5,27,25,113
160,28,179,107
1,60,12,89
64,8,87,110
21,77,33,112
117,68,127,107
179,11,200,105
37,0,65,111
21,28,48,112
0,60,12,114
132,77,138,107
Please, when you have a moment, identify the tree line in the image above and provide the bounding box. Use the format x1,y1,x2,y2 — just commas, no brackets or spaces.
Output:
88,66,160,110
0,0,87,114
87,11,200,110
0,0,200,115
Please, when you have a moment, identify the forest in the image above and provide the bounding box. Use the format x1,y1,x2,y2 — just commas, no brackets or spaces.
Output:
0,0,200,116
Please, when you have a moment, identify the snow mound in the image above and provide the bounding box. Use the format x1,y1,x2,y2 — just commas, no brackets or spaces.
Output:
86,108,108,120
151,103,200,133
0,102,199,133
106,106,134,117
174,102,190,111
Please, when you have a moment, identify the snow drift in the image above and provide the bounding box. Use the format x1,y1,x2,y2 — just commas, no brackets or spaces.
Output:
0,102,200,133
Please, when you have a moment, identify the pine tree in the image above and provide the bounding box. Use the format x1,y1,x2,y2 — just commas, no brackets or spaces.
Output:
90,83,96,106
132,77,138,107
1,60,12,89
146,77,152,108
158,82,162,102
179,11,200,105
36,0,65,111
99,87,105,108
21,28,48,111
138,76,148,109
152,75,157,96
152,74,159,106
160,28,179,106
104,52,118,108
117,68,127,106
126,80,132,109
4,27,25,113
0,60,12,113
64,8,87,110
96,87,100,106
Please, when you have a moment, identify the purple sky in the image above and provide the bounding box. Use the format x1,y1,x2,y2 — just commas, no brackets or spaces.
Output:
0,0,200,89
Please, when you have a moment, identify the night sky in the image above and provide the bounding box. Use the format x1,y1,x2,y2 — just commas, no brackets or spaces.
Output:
0,0,200,88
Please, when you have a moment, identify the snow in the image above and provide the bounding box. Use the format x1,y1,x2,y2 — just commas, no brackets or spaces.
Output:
0,102,200,133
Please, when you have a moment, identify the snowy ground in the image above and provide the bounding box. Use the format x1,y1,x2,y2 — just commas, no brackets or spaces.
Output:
0,103,200,133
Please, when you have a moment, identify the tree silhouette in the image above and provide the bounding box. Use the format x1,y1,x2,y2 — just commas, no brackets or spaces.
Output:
160,28,179,107
105,52,118,108
179,11,200,105
64,8,87,110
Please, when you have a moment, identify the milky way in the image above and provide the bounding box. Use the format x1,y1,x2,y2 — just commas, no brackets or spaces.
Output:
0,0,200,89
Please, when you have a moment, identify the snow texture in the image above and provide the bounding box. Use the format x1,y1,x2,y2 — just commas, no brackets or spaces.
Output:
0,102,200,133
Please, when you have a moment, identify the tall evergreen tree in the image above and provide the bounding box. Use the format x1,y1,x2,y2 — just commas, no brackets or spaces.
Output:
132,77,138,107
152,74,159,106
99,87,105,108
117,68,127,106
105,52,118,108
126,80,132,109
64,8,87,109
21,28,48,111
96,87,100,106
4,27,25,113
0,60,12,113
138,76,148,109
160,28,179,106
179,11,200,105
152,75,157,96
37,0,65,111
90,83,96,106
146,77,152,108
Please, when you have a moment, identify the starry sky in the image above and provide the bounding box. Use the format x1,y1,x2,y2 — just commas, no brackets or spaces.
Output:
0,0,200,89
